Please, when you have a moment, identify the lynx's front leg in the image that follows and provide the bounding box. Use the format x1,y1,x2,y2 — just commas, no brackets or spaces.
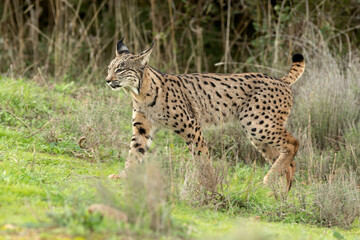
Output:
174,119,217,192
108,110,154,179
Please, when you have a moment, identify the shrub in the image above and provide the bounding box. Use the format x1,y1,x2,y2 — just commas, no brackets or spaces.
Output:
313,172,360,228
122,159,172,234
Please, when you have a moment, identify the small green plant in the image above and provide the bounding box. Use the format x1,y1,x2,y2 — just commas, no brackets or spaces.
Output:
47,207,104,235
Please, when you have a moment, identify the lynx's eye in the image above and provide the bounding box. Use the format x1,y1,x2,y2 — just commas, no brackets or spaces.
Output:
115,69,122,73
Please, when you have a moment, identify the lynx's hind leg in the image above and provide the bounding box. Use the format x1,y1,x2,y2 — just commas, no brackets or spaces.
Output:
262,131,299,191
239,104,299,192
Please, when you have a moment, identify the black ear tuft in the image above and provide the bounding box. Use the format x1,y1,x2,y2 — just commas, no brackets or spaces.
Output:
150,41,155,49
117,37,130,55
140,41,155,55
292,53,304,63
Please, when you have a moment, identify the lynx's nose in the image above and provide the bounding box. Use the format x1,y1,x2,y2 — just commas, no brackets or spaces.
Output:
106,79,111,83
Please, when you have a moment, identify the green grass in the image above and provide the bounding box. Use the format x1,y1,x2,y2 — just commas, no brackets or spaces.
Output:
173,205,360,240
0,77,360,239
1,136,359,239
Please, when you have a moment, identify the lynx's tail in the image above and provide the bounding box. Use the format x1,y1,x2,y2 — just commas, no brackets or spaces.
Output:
281,54,305,86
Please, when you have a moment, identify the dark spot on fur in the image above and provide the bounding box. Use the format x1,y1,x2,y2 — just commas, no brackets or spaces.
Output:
139,127,146,135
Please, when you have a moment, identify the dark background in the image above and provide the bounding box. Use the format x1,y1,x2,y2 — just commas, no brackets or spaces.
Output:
1,0,359,81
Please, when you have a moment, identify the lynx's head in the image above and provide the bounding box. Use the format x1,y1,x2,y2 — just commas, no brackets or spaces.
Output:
106,37,154,94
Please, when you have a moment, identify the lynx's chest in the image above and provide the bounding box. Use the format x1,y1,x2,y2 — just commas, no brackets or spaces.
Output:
132,90,168,125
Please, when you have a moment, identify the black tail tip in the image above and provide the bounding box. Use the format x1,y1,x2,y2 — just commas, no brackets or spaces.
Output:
292,53,304,63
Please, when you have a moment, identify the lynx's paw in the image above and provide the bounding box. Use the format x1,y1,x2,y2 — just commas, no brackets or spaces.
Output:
108,171,127,180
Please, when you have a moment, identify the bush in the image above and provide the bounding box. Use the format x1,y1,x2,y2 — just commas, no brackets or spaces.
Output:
122,160,172,234
313,172,360,228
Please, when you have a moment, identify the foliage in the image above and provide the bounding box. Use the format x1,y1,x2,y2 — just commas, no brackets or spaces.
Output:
1,1,360,79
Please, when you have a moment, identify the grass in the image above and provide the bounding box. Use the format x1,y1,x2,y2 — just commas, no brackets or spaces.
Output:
1,134,359,239
173,205,360,240
0,76,360,239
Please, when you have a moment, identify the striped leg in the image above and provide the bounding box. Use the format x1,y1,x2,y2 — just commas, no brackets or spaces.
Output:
108,110,155,179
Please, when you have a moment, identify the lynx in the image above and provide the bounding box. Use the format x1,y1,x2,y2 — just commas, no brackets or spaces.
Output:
106,38,305,192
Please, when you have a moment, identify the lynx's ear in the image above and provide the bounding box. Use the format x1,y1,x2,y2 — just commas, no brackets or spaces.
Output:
116,36,130,56
135,41,154,66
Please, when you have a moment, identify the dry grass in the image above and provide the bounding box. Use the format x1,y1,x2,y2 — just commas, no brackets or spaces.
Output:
2,1,360,80
313,171,360,228
122,159,172,234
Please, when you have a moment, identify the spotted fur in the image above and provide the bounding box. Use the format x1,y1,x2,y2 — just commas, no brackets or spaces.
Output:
106,39,305,192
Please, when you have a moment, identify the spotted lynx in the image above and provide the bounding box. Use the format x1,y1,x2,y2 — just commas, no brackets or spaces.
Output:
106,38,305,192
